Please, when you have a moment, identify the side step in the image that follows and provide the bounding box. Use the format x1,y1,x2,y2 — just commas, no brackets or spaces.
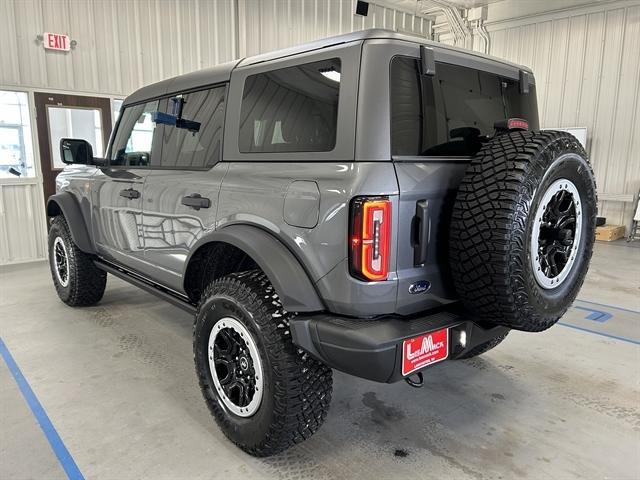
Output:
94,259,197,315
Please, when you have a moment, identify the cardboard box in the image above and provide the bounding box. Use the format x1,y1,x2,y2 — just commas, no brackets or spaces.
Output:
595,224,625,242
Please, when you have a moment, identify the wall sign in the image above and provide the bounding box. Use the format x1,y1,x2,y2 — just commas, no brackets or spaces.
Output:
43,32,70,51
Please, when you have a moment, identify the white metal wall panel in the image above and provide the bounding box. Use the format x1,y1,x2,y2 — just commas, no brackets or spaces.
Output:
242,0,431,56
1,0,432,265
483,2,640,227
2,0,237,96
0,183,48,265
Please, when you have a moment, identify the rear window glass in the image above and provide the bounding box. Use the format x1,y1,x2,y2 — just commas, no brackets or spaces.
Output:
239,58,341,153
391,57,539,156
158,86,225,169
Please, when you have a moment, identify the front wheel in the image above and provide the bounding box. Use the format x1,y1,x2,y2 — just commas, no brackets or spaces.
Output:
193,270,332,457
48,216,106,306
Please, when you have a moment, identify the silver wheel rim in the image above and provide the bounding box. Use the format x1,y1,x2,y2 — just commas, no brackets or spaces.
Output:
53,237,69,287
208,317,264,417
531,178,582,289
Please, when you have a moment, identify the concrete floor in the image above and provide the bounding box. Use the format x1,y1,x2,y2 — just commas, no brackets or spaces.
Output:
1,241,639,480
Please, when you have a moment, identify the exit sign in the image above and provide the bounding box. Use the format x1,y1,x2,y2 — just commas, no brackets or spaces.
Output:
43,32,70,51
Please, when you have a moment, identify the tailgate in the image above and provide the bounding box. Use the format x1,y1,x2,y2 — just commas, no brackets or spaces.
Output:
393,159,467,315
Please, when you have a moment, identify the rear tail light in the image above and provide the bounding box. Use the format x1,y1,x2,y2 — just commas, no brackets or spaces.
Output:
350,197,391,281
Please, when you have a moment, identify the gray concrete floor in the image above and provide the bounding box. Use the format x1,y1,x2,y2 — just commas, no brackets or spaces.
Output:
1,241,639,480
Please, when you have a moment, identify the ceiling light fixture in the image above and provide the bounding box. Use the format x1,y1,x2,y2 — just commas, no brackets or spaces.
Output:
320,69,341,82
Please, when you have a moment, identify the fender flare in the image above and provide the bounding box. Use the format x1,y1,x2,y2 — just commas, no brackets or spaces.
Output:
187,225,324,313
46,192,95,254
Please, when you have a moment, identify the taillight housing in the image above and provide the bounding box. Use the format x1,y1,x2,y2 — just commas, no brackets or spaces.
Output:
349,196,391,281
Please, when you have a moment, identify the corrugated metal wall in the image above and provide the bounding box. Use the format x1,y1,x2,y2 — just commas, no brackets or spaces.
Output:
1,0,429,96
1,0,637,263
484,1,640,227
240,0,430,56
0,182,48,265
0,0,238,96
0,0,431,265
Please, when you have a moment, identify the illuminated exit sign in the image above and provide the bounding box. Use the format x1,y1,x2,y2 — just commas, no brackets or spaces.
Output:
43,32,70,51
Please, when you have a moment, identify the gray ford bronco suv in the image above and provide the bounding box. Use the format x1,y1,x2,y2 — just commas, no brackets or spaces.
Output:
48,29,596,456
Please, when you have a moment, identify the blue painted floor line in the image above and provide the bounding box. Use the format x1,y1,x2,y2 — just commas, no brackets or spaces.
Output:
0,338,85,480
557,322,640,346
575,298,640,315
572,305,613,323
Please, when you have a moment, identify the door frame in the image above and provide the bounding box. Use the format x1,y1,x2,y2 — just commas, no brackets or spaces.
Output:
33,91,113,206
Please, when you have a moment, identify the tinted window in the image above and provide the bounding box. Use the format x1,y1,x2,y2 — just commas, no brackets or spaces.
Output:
158,86,225,169
110,100,160,166
239,58,341,153
391,57,539,156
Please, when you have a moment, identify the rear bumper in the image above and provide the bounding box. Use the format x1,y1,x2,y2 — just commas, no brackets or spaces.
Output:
290,306,509,383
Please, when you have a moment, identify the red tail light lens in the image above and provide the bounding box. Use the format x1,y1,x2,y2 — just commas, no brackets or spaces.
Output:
350,197,391,281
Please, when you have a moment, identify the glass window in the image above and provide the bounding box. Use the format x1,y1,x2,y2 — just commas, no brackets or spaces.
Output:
0,90,35,178
158,86,225,169
110,100,159,167
390,57,539,157
239,58,341,153
47,106,104,168
112,99,124,126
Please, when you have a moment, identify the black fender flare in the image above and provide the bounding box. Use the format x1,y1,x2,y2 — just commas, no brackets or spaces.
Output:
46,192,95,254
186,225,324,313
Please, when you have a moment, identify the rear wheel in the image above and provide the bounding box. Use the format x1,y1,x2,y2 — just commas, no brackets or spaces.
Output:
449,131,597,332
193,270,332,457
48,216,106,306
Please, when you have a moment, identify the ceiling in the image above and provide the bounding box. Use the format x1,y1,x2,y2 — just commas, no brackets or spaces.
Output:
377,0,505,15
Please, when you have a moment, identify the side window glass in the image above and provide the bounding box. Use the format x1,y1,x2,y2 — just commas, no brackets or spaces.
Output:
110,100,159,166
239,58,341,153
158,86,225,169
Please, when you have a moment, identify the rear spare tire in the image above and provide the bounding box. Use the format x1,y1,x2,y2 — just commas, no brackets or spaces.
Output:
449,131,597,332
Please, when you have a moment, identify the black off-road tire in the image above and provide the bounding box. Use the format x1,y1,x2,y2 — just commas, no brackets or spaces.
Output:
193,270,332,457
455,332,509,360
48,216,107,306
449,131,597,332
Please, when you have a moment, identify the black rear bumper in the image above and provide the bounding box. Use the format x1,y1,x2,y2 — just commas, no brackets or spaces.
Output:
290,306,509,383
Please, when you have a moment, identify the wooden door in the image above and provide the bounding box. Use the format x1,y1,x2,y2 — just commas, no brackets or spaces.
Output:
34,92,112,205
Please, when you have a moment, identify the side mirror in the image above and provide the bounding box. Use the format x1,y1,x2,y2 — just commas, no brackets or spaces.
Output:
60,138,94,165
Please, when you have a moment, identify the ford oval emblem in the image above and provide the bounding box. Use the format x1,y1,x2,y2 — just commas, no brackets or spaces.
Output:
409,280,431,294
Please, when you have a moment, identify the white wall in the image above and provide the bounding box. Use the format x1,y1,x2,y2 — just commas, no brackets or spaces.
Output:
1,0,637,264
0,0,430,265
486,0,640,228
476,0,639,228
1,0,429,96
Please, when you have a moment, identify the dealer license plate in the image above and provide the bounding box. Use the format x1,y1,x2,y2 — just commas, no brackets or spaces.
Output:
402,328,449,376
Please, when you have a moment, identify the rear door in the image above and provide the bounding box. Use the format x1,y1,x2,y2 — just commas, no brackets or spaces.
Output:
141,85,228,293
388,54,539,315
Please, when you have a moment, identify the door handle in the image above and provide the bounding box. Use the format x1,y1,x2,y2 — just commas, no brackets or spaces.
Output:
412,200,430,266
181,193,211,210
119,188,140,199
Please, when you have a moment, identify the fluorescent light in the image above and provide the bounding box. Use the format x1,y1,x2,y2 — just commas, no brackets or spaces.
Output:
320,69,341,83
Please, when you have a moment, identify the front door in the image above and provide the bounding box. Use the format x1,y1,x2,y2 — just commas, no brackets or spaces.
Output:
34,92,112,205
91,99,161,276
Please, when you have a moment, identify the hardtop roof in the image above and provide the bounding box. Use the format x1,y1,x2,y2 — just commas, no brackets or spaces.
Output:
123,28,530,107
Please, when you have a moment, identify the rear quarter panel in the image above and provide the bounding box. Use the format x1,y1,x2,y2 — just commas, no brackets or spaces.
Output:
217,162,400,316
